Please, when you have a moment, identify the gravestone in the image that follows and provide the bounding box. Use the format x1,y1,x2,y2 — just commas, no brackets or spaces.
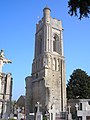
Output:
36,112,43,120
55,112,67,120
35,102,43,120
29,113,34,120
18,113,24,120
9,113,14,119
68,105,72,120
45,112,50,120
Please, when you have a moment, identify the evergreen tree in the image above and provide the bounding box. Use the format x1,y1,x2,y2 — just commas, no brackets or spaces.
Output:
67,69,90,99
68,0,90,19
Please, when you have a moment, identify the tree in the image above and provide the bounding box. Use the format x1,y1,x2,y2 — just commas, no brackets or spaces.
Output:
68,0,90,19
67,69,90,99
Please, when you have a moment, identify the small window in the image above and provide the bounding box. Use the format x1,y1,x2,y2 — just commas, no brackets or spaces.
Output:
36,73,38,78
79,103,82,110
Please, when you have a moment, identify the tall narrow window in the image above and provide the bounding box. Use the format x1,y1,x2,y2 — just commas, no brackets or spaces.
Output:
53,40,56,51
53,34,59,53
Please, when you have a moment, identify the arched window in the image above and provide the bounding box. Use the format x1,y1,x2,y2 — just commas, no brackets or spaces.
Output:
53,34,59,53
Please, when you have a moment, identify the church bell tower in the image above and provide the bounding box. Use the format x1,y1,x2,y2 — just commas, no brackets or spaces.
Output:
25,7,67,117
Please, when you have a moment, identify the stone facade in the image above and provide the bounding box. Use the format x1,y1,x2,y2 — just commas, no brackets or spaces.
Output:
25,7,67,118
0,49,13,119
0,73,13,118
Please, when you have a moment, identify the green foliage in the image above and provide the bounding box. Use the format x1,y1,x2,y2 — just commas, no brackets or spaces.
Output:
67,69,90,99
9,119,15,120
68,0,90,19
43,117,47,120
43,115,47,120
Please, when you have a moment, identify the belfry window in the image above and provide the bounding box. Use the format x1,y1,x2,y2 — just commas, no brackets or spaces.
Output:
53,34,59,53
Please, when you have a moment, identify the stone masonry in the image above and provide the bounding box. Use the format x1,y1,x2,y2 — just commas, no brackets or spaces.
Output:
25,7,67,119
0,49,13,119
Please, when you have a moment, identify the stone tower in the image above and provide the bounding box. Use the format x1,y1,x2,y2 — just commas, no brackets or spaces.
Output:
25,7,67,117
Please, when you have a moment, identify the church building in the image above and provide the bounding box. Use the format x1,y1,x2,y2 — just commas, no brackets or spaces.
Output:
0,49,13,119
25,7,67,119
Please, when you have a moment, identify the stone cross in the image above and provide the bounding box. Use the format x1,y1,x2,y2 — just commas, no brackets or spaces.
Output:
0,49,12,73
35,102,42,113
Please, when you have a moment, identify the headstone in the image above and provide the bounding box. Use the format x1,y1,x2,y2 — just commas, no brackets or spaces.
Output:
29,113,35,120
68,105,72,120
45,112,50,120
36,112,43,120
2,112,8,119
18,113,24,120
56,112,67,120
55,113,61,120
17,107,22,120
49,104,56,120
35,102,43,120
17,107,21,113
29,113,35,116
10,113,14,118
68,113,72,120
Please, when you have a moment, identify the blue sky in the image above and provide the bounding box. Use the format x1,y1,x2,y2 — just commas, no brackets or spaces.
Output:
0,0,90,100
